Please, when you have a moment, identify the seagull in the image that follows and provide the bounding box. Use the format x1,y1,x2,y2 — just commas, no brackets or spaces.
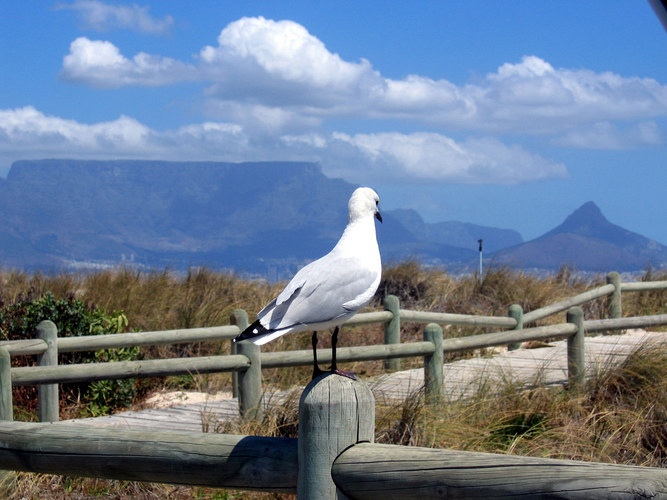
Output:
233,187,382,379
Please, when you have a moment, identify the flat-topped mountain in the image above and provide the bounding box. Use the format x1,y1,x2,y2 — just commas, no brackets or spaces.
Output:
0,159,508,275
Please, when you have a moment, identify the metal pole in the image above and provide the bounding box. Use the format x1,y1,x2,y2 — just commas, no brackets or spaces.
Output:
478,239,483,283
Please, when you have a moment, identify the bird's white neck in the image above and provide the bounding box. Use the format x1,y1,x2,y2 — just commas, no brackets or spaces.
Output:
333,215,379,257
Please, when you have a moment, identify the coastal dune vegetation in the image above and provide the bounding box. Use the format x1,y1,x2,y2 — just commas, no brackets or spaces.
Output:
0,262,665,499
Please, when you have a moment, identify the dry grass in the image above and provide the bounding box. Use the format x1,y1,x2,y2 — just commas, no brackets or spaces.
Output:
8,473,286,499
2,263,662,337
373,343,667,468
2,263,666,498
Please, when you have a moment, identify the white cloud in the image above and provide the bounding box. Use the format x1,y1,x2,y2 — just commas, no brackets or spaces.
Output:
58,17,667,144
61,37,196,87
321,132,568,184
0,106,150,153
554,121,662,149
0,107,246,162
201,100,322,135
56,0,173,34
201,17,375,90
471,56,667,133
0,107,567,185
19,16,666,184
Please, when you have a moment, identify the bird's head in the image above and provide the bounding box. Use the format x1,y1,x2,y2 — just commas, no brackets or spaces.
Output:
348,187,382,223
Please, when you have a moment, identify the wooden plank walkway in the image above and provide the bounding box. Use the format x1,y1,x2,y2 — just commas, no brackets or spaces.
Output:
371,330,667,402
58,330,667,432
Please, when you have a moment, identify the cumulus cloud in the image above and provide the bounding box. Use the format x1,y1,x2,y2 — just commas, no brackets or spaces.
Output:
1,106,150,154
61,37,196,87
201,18,376,90
0,106,566,184
59,17,667,141
201,100,322,135
56,0,173,34
0,107,245,162
320,132,568,184
471,56,667,133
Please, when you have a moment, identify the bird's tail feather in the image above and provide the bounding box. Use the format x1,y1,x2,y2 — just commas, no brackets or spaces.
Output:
234,319,288,345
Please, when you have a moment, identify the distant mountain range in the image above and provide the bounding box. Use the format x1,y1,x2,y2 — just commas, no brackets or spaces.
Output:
0,159,665,276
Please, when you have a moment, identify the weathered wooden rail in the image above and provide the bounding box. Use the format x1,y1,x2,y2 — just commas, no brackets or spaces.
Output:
0,271,666,497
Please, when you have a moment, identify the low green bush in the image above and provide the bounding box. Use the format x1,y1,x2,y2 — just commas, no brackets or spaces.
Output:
0,292,141,417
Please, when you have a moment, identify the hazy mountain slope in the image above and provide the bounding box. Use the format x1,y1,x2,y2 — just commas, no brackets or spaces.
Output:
388,208,523,253
0,160,486,273
493,202,667,271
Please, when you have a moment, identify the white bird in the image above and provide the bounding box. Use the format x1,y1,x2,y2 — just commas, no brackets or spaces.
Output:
233,187,382,378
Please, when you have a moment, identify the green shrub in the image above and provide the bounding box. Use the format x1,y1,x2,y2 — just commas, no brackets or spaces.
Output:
0,292,140,416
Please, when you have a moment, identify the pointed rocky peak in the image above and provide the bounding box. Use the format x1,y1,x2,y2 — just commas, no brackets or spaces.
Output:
541,201,610,238
539,201,646,249
563,201,608,227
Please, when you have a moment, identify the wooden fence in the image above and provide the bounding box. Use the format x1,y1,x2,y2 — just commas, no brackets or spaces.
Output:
0,271,666,498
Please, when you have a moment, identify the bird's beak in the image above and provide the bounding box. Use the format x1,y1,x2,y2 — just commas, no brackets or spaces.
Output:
375,210,383,223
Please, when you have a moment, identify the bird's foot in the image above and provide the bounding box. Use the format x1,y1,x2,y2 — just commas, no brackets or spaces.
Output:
312,366,356,380
332,368,357,380
312,365,326,380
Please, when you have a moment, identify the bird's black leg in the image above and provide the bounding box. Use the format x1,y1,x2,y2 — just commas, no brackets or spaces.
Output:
311,331,325,379
331,326,339,371
331,327,356,380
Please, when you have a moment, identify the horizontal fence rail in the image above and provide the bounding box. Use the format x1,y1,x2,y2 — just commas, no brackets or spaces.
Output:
522,283,616,324
397,309,517,328
2,384,667,499
0,326,240,356
621,280,667,292
11,355,251,386
0,421,298,493
332,443,667,500
9,314,667,386
585,314,667,333
3,420,666,498
1,273,664,356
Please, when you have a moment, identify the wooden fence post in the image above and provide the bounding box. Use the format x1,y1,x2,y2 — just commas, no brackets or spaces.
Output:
507,304,523,351
0,347,15,494
298,373,375,499
230,309,249,399
383,295,401,371
0,348,12,422
607,271,622,319
423,323,443,403
567,307,585,389
236,335,262,419
37,321,59,422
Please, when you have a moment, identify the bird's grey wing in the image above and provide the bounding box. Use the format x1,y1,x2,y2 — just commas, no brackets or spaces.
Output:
274,257,320,306
259,256,378,330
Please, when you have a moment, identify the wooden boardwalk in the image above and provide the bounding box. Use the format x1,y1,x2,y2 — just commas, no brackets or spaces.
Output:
371,330,667,401
58,330,667,433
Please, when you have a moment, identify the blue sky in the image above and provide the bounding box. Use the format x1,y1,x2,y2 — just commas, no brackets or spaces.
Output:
1,1,666,245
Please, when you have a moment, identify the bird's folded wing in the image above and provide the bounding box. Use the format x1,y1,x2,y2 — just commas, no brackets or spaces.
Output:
259,257,378,330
